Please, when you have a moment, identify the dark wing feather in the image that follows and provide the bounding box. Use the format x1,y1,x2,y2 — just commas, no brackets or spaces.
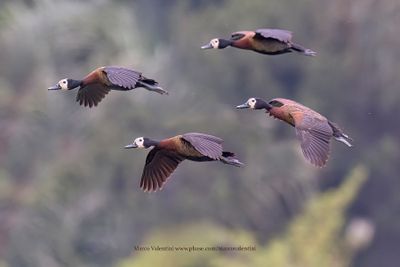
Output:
140,148,184,192
76,84,110,108
293,115,333,167
103,66,142,89
254,29,293,43
230,33,246,41
181,133,223,160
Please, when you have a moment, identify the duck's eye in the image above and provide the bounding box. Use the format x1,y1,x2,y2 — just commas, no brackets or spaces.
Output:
62,80,67,84
251,99,256,103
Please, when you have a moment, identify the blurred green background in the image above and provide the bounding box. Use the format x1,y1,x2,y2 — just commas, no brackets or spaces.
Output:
0,0,399,266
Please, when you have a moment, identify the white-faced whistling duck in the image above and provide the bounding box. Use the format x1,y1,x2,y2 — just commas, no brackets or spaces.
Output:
236,97,352,167
201,28,316,56
124,132,244,192
48,66,168,108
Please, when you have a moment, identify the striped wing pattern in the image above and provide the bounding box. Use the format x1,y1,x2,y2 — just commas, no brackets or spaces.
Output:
76,84,110,108
181,133,224,160
104,66,142,89
140,148,184,192
293,114,333,167
255,29,293,43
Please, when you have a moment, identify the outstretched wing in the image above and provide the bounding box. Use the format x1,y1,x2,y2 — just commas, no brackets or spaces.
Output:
254,29,293,43
103,66,142,89
76,83,110,108
181,132,223,160
140,148,184,192
292,112,333,167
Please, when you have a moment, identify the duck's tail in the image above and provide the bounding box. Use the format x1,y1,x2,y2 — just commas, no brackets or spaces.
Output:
291,43,317,56
220,151,244,167
138,78,169,95
328,121,353,147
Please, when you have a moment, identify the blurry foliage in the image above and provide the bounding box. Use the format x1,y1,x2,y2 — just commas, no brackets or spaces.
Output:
0,0,399,266
259,165,367,267
117,165,367,267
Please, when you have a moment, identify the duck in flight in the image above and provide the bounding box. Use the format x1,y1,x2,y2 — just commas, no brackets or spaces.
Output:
201,28,316,56
124,132,243,192
236,97,352,167
48,66,168,108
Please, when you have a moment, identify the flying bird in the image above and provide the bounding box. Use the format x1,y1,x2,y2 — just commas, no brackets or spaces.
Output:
48,66,168,108
201,28,316,56
236,97,352,167
124,132,243,192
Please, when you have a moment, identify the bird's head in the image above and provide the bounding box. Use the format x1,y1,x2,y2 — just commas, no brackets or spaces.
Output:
201,38,232,49
236,97,272,110
124,137,157,149
48,79,81,91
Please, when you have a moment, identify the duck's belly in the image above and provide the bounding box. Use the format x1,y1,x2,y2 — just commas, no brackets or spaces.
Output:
254,40,291,54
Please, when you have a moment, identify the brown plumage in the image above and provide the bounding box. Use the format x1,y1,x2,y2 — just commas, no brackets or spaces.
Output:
124,133,243,192
201,28,316,56
48,66,168,108
236,97,352,167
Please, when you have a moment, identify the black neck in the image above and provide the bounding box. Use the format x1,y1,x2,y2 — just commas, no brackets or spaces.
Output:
256,99,272,111
219,39,233,48
144,138,160,148
68,79,83,89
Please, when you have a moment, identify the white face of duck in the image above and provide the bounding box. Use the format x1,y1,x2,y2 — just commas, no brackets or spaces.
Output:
124,137,145,149
133,137,145,148
124,137,147,149
57,79,69,90
201,38,220,49
236,97,257,109
246,98,257,109
209,38,220,49
48,78,69,90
